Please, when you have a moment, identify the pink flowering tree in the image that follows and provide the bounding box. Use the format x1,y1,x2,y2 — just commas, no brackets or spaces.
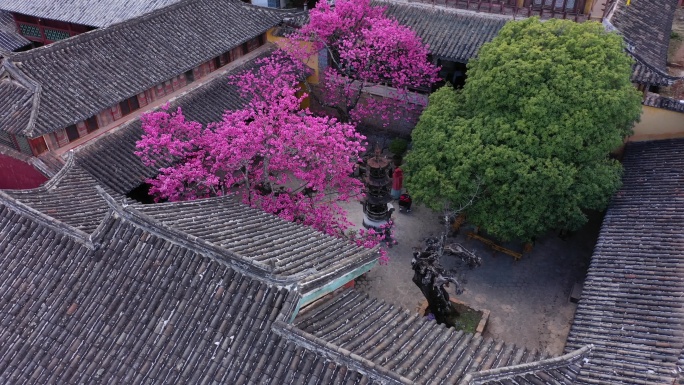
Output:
136,53,388,262
286,0,440,126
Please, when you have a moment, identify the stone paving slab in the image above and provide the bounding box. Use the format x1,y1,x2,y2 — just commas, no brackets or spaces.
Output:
342,199,599,356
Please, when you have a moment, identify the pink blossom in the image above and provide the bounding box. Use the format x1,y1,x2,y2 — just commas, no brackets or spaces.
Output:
136,53,388,259
286,0,440,126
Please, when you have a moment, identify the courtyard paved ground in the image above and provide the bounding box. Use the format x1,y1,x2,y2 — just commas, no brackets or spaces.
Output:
342,200,600,356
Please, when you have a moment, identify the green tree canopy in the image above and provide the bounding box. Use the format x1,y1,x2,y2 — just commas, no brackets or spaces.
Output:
405,17,643,242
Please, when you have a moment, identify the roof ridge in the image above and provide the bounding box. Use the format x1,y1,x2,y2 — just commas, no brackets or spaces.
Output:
461,344,593,385
273,320,414,385
134,194,241,207
1,60,42,136
7,0,200,61
627,53,683,85
95,186,309,288
7,0,289,63
0,187,96,249
70,45,269,155
377,0,515,21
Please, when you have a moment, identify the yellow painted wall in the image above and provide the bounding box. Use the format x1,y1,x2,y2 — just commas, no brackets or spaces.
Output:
266,28,319,84
265,27,280,44
266,27,320,109
628,106,684,142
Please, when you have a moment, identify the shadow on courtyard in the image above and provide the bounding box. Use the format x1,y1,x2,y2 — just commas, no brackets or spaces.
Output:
345,200,601,356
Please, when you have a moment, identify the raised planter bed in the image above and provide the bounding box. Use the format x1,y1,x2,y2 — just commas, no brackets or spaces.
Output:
417,299,490,334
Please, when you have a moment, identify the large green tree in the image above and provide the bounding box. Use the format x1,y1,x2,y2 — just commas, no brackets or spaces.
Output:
405,18,642,242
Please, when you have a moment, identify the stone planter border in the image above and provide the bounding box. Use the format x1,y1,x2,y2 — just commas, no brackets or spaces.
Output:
417,298,490,334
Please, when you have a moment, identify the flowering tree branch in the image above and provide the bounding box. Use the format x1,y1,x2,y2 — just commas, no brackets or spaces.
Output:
136,53,369,239
285,0,440,127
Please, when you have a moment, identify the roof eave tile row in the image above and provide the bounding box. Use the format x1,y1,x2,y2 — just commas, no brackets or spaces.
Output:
606,0,678,74
0,10,30,52
4,153,121,233
97,189,309,288
630,58,683,87
565,139,684,385
378,0,509,64
643,92,684,113
295,289,584,385
133,195,380,292
74,47,272,195
0,0,182,28
0,31,30,52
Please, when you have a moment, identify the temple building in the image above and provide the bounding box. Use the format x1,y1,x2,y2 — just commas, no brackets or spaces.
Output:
1,107,682,385
0,0,299,52
0,0,683,383
0,0,293,162
0,139,594,385
0,0,184,48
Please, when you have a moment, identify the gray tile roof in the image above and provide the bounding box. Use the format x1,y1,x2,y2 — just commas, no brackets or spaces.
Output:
35,151,68,176
0,61,35,136
0,0,182,28
379,1,509,63
74,48,269,195
0,186,382,385
0,11,29,52
3,153,120,233
294,289,588,385
74,117,160,194
463,345,592,385
565,139,684,385
133,196,379,292
644,92,684,114
3,172,593,385
0,0,290,138
253,337,380,384
606,0,679,84
630,62,680,87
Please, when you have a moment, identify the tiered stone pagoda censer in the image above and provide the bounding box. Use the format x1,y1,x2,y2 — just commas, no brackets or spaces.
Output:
362,147,394,229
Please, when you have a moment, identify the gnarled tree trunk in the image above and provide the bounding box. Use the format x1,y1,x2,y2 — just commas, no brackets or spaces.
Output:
411,236,480,327
412,250,460,326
